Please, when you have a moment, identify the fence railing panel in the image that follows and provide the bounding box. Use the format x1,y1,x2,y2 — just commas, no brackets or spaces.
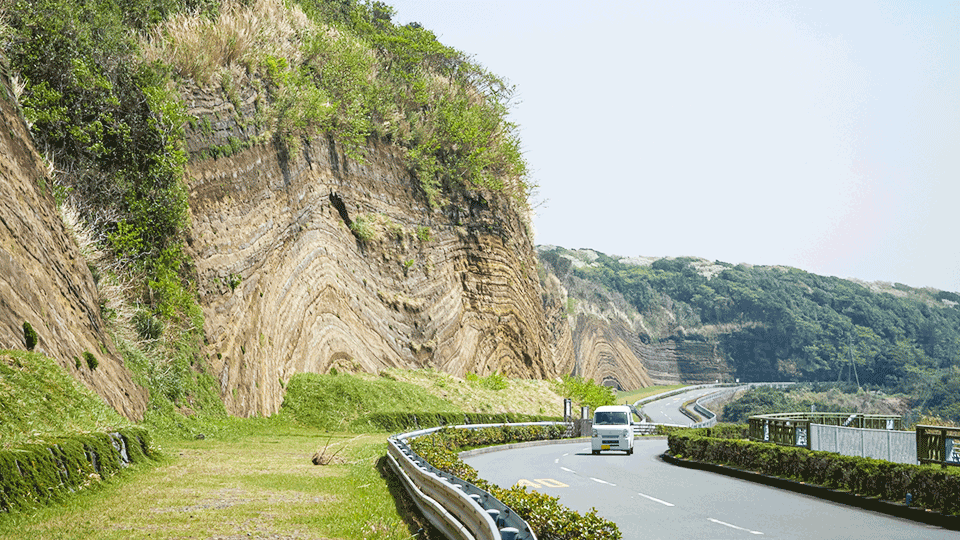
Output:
916,425,960,467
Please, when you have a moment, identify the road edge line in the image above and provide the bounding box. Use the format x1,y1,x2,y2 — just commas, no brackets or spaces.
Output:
660,452,960,531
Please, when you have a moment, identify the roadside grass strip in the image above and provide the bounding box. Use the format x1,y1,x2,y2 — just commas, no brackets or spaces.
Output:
0,426,426,540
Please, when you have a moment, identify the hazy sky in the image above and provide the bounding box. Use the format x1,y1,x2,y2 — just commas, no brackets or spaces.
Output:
388,1,960,292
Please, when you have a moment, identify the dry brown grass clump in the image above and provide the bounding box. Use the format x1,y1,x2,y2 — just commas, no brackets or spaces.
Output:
140,0,313,85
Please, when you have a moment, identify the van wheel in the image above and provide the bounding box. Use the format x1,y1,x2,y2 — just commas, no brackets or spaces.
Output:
627,448,633,455
592,450,599,455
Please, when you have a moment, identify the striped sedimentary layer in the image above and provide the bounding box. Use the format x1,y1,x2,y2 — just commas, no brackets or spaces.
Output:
0,64,147,420
538,249,733,391
183,83,568,416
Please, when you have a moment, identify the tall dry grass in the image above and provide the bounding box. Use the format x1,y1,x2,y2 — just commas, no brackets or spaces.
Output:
140,0,313,85
60,202,141,340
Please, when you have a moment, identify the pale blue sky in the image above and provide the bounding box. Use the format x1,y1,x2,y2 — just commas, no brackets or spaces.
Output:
389,1,960,292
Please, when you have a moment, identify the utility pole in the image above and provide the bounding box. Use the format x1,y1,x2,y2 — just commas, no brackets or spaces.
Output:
848,334,860,390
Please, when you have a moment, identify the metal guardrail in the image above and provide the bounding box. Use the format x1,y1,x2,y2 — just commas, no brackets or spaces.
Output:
633,383,783,428
689,393,720,428
749,412,904,449
631,384,719,426
388,423,553,540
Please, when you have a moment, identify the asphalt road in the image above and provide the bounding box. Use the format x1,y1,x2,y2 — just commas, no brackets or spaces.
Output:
463,439,955,540
639,386,723,425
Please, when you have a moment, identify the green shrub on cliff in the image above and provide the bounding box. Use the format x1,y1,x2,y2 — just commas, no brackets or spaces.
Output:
21,322,37,350
142,0,531,208
4,0,218,423
7,1,192,316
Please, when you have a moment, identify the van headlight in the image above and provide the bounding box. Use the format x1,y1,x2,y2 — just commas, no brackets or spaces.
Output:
622,429,630,437
592,428,598,437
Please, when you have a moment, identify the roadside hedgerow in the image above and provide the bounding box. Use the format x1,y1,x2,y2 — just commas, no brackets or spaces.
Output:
668,428,960,516
409,426,622,540
0,427,155,512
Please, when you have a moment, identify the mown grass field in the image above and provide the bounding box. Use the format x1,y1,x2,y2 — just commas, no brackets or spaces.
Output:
0,419,425,539
0,351,581,539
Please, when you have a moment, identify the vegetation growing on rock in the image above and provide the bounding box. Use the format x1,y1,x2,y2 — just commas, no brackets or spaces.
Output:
21,321,37,350
140,0,531,208
543,246,960,421
2,0,535,425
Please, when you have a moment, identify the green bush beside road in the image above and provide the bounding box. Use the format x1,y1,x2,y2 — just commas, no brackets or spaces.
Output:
668,426,960,516
409,425,622,540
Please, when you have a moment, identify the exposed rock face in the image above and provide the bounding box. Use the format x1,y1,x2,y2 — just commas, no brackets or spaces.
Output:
183,83,570,416
0,64,147,420
538,248,733,390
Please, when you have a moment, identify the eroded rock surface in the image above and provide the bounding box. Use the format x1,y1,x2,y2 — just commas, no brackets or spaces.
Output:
538,247,733,391
0,64,147,420
183,83,572,416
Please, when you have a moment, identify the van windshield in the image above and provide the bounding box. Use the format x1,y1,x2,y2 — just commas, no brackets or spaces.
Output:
594,411,629,426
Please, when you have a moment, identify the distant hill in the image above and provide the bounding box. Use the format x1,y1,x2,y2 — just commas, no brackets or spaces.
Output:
537,245,960,421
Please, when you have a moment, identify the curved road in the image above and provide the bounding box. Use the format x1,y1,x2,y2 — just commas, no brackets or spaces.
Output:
639,386,723,425
463,439,954,539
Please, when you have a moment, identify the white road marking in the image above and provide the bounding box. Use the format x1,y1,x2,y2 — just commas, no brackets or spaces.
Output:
590,477,616,486
560,467,576,473
708,518,764,535
638,493,674,507
554,458,559,464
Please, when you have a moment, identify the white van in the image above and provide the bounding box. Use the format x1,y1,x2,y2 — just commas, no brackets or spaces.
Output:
591,405,635,455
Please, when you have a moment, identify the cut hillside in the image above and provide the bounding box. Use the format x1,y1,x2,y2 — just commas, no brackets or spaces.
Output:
0,0,574,425
540,245,960,422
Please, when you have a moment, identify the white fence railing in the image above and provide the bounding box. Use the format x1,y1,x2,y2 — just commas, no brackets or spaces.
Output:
810,423,917,464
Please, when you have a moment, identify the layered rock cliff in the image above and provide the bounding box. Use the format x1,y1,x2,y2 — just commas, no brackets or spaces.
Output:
0,64,147,420
538,246,733,390
183,82,572,416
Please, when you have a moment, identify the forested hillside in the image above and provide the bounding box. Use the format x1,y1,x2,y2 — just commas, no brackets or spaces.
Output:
542,247,960,421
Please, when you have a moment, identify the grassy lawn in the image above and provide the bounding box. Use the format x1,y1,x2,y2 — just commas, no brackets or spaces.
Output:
0,355,564,539
0,420,428,540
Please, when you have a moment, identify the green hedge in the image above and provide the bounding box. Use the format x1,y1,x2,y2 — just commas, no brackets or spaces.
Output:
408,425,621,540
668,429,960,516
0,427,155,512
356,411,562,432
